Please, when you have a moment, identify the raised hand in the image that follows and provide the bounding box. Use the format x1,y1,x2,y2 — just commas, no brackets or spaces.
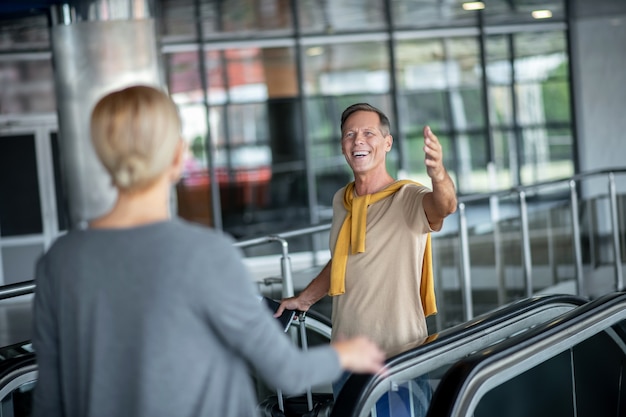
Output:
421,125,457,230
423,125,446,182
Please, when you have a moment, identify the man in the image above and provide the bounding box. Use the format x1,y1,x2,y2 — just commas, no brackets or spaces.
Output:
276,103,457,411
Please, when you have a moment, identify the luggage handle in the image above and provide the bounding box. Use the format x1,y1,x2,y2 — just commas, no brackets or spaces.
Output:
276,311,314,413
298,312,314,411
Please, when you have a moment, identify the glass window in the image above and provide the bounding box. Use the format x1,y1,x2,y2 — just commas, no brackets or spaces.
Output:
0,59,56,115
179,104,212,171
446,38,481,88
223,48,268,102
396,39,445,92
205,46,297,104
489,85,513,126
299,0,386,34
487,35,513,126
492,128,518,189
514,47,568,85
176,104,212,227
227,103,270,147
520,127,573,185
303,41,390,95
391,0,479,29
520,127,555,185
450,87,484,130
482,0,566,25
455,132,490,193
396,37,481,129
481,30,574,190
306,97,339,144
546,127,574,164
541,79,571,123
0,15,50,51
205,50,227,105
398,91,450,136
158,0,197,41
165,51,203,105
446,38,483,132
486,35,512,82
158,0,575,235
201,0,293,38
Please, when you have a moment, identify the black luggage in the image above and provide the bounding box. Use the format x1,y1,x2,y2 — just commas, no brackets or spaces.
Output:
257,310,335,417
257,393,334,417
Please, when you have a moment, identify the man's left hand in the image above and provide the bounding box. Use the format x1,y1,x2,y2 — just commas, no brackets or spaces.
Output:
423,125,446,182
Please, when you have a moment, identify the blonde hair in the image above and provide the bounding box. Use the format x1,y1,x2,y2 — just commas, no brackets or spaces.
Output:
90,85,182,191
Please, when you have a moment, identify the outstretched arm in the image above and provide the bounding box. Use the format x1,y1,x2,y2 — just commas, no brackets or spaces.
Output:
422,125,457,231
275,260,331,316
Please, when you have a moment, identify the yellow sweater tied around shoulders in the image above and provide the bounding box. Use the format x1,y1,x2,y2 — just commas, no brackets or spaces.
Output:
329,180,437,317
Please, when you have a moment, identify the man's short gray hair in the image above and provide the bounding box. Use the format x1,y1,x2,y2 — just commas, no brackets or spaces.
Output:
340,103,391,136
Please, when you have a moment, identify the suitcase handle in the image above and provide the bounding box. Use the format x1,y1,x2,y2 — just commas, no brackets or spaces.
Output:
298,313,314,411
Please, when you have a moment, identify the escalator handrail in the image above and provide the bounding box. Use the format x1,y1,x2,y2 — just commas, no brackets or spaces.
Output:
0,280,35,301
0,361,37,399
387,294,586,369
426,291,626,417
331,293,587,417
0,349,37,400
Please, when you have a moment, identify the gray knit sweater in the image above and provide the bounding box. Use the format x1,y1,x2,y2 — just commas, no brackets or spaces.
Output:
32,218,341,417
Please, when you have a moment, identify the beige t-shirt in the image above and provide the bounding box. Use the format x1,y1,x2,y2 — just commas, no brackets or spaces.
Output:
329,182,433,358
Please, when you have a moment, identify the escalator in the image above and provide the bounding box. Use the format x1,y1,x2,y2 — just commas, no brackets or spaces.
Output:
425,291,626,417
0,341,36,417
0,292,588,417
330,294,587,417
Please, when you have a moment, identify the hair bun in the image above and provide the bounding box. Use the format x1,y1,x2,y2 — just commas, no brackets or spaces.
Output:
113,155,148,189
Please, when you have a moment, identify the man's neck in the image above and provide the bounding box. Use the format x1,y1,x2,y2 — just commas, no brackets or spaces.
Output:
353,172,396,196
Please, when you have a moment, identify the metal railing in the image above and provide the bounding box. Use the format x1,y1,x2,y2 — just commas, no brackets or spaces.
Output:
233,223,332,299
234,167,626,328
453,168,626,321
2,168,625,333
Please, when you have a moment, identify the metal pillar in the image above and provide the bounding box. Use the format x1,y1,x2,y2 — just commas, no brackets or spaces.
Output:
50,0,162,228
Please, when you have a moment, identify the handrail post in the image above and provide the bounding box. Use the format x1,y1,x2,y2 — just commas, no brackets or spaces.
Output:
268,236,295,299
519,190,533,297
608,173,624,290
458,203,474,320
569,180,585,296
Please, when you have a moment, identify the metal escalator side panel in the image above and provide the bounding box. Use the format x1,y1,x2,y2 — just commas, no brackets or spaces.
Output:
331,294,587,417
428,292,626,417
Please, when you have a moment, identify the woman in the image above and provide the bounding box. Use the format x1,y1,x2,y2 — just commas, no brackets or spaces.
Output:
32,85,384,417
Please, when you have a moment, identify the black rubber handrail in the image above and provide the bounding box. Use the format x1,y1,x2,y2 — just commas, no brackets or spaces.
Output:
331,293,587,417
425,291,626,417
0,280,35,301
0,340,36,390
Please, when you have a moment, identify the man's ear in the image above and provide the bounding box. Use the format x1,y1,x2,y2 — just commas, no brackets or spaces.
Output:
386,134,393,152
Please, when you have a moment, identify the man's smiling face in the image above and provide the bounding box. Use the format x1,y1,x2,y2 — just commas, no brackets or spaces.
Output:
341,110,393,176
